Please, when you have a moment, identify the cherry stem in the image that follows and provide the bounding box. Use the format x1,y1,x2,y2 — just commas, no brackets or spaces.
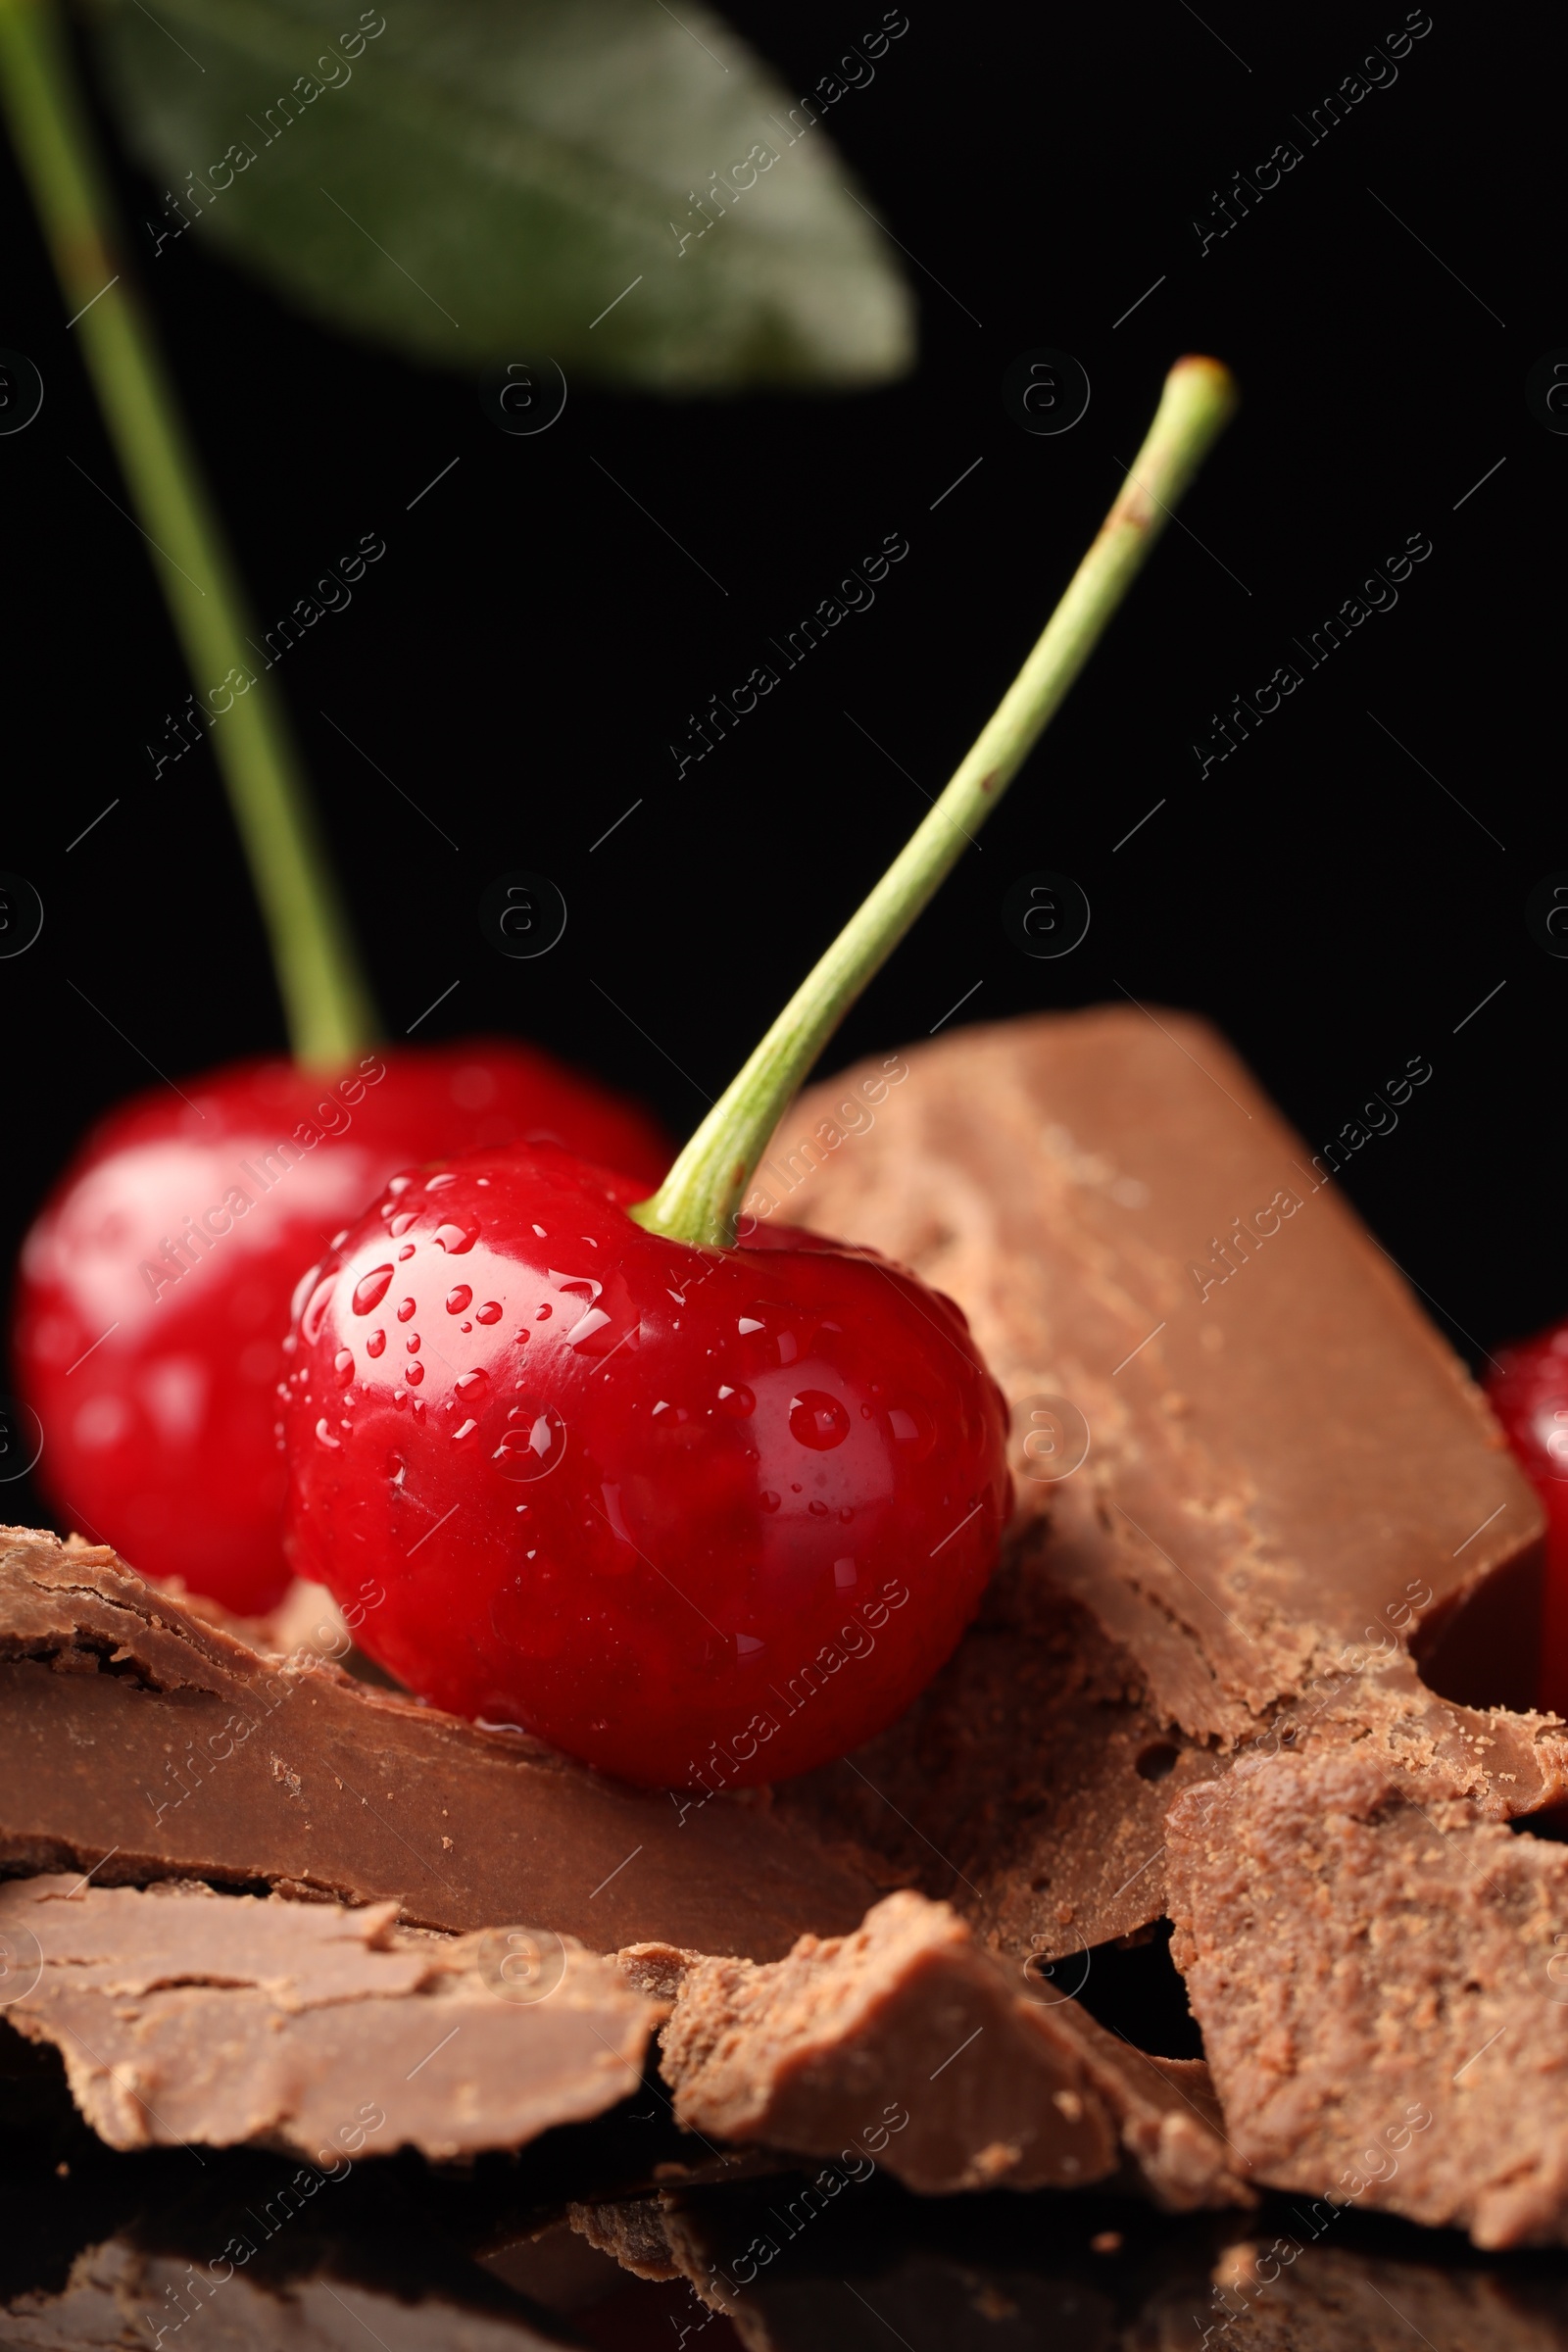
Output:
632,354,1239,1250
0,0,379,1072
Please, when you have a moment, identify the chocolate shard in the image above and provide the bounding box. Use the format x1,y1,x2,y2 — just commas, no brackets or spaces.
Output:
1036,1994,1253,2213
657,1890,1113,2192
0,1872,655,2163
0,1527,878,1958
767,1008,1555,1956
1165,1746,1568,2248
653,1888,1246,2205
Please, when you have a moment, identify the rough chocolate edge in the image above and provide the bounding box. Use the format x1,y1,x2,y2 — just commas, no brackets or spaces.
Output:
1166,1747,1568,2247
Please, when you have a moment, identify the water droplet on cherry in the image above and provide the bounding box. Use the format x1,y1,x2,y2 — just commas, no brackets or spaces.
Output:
301,1276,338,1348
446,1285,473,1314
406,1334,420,1353
352,1266,393,1316
405,1361,424,1386
887,1399,937,1457
789,1390,851,1450
760,1491,781,1512
433,1222,478,1254
389,1211,417,1238
366,1330,386,1358
717,1383,756,1417
314,1416,341,1449
333,1348,354,1383
493,1403,567,1481
455,1368,489,1402
397,1298,416,1323
475,1302,503,1325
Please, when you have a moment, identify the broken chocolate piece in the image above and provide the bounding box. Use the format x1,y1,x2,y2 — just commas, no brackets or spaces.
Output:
1166,1747,1568,2247
767,1009,1553,1954
0,1873,654,2162
778,1549,1225,1962
655,1889,1247,2205
0,1529,878,1959
659,1890,1113,2193
1037,1994,1252,2213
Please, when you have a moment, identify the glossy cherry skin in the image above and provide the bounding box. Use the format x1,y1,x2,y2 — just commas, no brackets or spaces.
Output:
282,1143,1011,1788
14,1043,670,1616
1485,1319,1568,1715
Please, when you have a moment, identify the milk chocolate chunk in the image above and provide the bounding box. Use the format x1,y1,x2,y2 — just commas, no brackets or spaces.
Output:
1035,1994,1252,2213
768,1008,1551,1954
0,1529,878,1959
777,1548,1225,1962
0,1873,655,2162
654,1889,1247,2205
658,1890,1113,2192
1165,1747,1568,2247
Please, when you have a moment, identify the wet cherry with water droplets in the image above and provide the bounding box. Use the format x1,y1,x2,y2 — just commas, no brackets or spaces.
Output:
283,1139,1010,1786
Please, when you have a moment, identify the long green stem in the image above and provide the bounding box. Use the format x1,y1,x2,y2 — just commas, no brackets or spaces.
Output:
633,353,1239,1249
0,0,377,1070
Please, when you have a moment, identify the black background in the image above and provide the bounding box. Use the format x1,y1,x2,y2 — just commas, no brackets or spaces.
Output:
1,0,1560,1506
1,4,1565,2324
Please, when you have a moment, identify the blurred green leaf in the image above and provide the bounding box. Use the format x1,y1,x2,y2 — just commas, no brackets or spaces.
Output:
88,0,915,389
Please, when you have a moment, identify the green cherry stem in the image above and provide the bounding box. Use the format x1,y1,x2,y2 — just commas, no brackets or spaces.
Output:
632,353,1239,1250
0,0,378,1071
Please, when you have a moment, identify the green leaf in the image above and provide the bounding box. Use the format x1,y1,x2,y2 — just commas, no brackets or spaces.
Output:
87,0,915,390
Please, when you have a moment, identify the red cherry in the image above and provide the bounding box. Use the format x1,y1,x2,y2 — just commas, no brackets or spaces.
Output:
14,1043,670,1615
1485,1320,1568,1713
281,1143,1010,1788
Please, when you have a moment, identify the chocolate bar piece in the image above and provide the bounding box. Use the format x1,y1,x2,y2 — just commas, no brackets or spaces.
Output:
0,1872,654,2163
766,1008,1555,1956
652,1889,1249,2206
0,1529,877,1959
1165,1747,1568,2247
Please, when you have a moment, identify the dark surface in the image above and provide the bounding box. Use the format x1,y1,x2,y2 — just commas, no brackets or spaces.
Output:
8,2031,1568,2349
0,0,1561,2328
